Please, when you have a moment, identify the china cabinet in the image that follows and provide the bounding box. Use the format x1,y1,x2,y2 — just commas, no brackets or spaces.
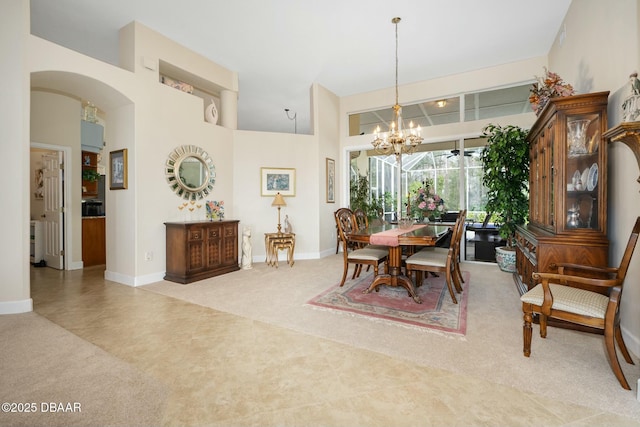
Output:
165,220,239,283
515,92,610,296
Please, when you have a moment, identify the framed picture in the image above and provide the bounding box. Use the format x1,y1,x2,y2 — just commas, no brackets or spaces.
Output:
326,158,335,203
34,168,44,199
261,167,295,196
109,149,128,190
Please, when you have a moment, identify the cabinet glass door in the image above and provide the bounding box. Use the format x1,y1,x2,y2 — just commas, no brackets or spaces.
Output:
564,113,600,231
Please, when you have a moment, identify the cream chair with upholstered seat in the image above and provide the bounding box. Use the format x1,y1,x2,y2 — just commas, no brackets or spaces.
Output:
520,216,640,390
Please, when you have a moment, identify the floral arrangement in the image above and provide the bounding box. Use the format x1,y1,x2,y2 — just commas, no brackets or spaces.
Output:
529,67,575,115
205,200,224,220
411,179,446,220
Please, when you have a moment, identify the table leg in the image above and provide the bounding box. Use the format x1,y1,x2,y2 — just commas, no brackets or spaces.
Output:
363,246,422,304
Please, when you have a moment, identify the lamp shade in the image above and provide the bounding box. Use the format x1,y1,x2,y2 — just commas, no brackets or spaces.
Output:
272,192,286,207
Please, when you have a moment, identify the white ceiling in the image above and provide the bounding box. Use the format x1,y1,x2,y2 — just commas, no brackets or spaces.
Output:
30,0,572,134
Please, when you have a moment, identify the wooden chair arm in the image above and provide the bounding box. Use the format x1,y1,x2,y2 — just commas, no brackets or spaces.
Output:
549,262,618,276
533,272,619,288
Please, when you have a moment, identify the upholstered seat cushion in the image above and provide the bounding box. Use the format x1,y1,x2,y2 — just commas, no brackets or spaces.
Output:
405,249,447,267
520,283,609,319
348,247,388,261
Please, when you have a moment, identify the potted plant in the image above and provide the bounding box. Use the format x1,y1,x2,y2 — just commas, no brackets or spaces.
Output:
82,169,100,182
480,124,530,272
350,173,391,223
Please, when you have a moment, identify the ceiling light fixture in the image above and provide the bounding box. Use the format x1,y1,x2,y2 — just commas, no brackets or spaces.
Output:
436,100,447,108
371,17,423,159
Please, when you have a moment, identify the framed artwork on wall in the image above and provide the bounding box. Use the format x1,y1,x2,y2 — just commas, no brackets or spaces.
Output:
110,149,128,190
326,158,335,203
261,167,295,196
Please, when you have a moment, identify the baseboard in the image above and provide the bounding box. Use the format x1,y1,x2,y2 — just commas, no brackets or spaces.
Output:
133,272,166,287
621,324,640,359
68,260,84,270
104,270,135,287
0,298,33,314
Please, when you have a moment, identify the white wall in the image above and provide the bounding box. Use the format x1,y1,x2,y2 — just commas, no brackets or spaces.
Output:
549,0,640,356
0,0,31,313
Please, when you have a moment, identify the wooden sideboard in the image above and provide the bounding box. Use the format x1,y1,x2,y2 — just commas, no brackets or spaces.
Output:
165,220,239,284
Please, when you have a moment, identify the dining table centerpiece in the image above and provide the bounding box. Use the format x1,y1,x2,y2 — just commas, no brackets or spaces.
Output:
410,179,446,221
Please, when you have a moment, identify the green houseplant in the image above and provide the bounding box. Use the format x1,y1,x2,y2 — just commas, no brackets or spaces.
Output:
480,124,530,272
82,169,100,182
349,174,391,223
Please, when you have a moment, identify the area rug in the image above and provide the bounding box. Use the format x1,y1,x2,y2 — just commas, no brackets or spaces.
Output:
306,271,469,337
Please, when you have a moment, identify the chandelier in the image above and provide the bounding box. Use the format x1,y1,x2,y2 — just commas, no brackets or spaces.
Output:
372,17,423,158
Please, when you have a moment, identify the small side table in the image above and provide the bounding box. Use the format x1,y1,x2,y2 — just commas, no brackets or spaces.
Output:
264,232,295,268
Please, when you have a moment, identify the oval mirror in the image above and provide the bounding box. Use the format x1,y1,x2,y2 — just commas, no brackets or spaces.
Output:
165,145,216,200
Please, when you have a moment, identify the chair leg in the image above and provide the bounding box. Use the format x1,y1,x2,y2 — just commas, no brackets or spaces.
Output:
339,265,348,287
615,322,634,365
605,322,631,390
455,261,464,284
444,269,458,304
539,314,547,338
523,310,532,357
352,264,360,279
415,271,423,287
451,266,463,293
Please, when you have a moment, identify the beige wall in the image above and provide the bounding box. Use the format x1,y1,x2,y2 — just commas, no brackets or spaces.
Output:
549,0,640,356
0,0,31,313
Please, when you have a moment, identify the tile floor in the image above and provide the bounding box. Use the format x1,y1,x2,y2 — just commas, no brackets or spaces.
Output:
29,264,639,427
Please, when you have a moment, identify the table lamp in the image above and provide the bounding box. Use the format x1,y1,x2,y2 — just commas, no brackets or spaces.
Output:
272,192,287,233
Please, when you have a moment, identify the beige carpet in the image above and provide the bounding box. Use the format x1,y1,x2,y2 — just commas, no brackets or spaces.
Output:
143,254,640,421
0,312,167,427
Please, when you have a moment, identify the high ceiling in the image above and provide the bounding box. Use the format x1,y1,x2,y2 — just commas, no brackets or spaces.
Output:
30,0,572,134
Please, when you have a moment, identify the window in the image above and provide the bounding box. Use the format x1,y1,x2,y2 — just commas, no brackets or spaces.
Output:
348,84,531,136
349,138,489,223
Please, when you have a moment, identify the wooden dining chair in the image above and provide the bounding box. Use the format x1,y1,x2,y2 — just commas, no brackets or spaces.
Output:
416,210,466,285
334,208,388,287
405,210,466,303
521,216,640,389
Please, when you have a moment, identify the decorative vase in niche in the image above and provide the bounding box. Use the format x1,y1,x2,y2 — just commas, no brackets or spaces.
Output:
205,99,218,124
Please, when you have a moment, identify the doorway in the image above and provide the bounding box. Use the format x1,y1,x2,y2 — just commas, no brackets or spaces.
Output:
30,143,72,270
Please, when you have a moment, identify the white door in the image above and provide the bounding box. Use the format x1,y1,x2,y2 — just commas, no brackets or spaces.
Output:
42,152,64,269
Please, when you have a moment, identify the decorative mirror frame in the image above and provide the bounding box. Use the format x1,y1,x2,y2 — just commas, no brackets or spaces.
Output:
165,145,216,200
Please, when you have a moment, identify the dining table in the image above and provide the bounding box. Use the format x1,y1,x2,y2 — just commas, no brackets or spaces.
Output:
348,223,450,303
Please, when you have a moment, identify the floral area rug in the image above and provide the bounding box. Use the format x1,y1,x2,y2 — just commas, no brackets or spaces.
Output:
306,271,469,337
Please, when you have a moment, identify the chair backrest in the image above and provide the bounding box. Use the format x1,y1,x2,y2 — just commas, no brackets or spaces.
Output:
482,212,492,228
334,208,355,248
353,208,368,231
616,216,640,283
451,210,467,256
